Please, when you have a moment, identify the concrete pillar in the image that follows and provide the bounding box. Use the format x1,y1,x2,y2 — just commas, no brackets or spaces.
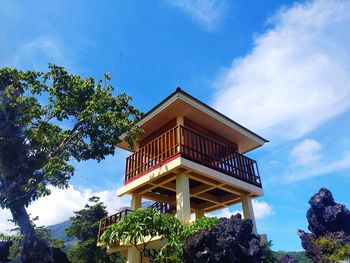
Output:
127,247,140,263
130,193,141,210
241,194,257,234
195,210,205,220
260,234,268,245
176,173,191,224
127,194,142,263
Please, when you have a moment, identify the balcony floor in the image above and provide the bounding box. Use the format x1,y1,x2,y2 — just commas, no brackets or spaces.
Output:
118,156,263,213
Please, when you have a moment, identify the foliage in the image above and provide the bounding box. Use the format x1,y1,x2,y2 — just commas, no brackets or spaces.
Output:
0,64,141,261
101,208,183,263
261,240,278,263
101,209,220,263
315,236,350,262
66,196,124,263
0,216,66,260
274,251,313,263
0,65,141,208
182,216,219,238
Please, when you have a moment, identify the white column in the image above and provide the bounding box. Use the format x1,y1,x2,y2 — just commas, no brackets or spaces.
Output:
176,173,191,224
130,193,141,210
241,194,257,234
127,247,140,263
127,193,142,263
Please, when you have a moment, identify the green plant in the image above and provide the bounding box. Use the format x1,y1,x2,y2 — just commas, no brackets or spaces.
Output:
101,211,220,263
261,240,278,263
183,217,219,238
101,208,183,263
315,236,350,262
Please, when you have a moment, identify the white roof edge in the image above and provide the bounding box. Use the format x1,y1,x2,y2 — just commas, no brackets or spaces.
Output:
120,92,266,146
178,93,266,146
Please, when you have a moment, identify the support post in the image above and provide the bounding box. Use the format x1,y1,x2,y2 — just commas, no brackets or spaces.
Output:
127,193,142,263
241,194,257,234
176,116,184,153
127,247,140,263
130,193,142,210
195,210,205,220
176,173,191,224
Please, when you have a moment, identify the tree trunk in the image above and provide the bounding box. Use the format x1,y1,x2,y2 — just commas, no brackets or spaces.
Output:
10,202,53,263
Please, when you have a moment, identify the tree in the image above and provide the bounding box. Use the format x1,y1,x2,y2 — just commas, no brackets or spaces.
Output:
65,196,124,263
0,65,141,262
1,216,66,261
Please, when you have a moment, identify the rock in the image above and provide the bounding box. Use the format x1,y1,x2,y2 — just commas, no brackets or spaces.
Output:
307,188,350,236
277,254,298,263
0,240,13,262
298,188,350,263
298,230,329,263
183,214,263,263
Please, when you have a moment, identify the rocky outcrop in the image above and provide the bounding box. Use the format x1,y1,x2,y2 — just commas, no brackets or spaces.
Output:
277,254,298,263
298,188,350,262
183,214,263,263
0,241,13,262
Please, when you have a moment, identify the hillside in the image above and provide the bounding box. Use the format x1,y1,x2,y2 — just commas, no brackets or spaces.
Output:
47,220,77,250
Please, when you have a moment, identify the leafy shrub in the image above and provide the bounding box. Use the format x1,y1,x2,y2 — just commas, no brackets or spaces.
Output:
315,236,350,262
100,209,220,263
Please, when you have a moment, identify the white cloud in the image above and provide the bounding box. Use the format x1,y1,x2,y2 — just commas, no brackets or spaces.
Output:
167,0,229,31
9,37,68,70
0,185,130,234
0,209,13,233
210,200,273,220
213,207,241,218
285,151,350,183
290,139,322,165
252,200,273,220
213,0,350,140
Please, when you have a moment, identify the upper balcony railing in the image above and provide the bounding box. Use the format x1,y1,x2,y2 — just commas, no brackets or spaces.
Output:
125,125,262,187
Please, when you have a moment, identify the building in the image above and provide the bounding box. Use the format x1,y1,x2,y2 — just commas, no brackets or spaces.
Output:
98,88,268,262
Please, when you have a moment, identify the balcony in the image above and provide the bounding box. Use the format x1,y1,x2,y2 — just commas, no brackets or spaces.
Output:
97,202,173,243
125,125,261,187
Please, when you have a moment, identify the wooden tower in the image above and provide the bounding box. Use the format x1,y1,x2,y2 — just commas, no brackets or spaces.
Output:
98,88,268,262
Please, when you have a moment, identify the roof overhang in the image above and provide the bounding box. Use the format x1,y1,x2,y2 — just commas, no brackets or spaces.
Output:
118,88,268,153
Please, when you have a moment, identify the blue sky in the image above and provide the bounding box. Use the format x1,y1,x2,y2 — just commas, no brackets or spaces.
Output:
1,0,350,252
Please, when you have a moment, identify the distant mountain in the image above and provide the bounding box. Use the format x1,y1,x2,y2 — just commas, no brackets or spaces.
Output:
47,220,77,250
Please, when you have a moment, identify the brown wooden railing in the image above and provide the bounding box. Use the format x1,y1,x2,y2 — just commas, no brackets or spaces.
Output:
97,209,132,243
124,125,262,187
180,126,261,187
97,202,173,243
149,201,174,214
125,125,180,182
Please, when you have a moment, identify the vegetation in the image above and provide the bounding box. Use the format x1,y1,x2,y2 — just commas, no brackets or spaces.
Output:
261,241,278,263
0,65,141,261
274,251,312,263
315,236,350,262
65,196,124,263
0,216,65,260
100,208,219,263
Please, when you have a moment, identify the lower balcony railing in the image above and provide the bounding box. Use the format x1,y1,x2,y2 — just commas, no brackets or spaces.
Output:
97,209,132,243
125,125,262,187
97,202,173,243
